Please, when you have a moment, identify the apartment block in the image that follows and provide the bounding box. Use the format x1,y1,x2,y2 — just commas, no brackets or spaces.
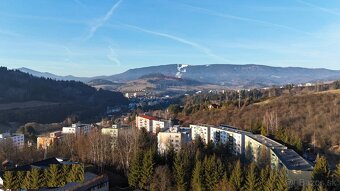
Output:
62,123,92,135
135,115,158,132
192,123,313,186
157,126,191,153
0,133,25,148
190,124,211,144
152,119,172,134
271,149,313,186
245,134,287,163
37,131,62,149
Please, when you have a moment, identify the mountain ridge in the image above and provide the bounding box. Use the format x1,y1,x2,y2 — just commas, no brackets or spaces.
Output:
16,64,340,88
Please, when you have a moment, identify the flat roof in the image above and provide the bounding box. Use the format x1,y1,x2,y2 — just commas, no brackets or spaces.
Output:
273,149,313,171
247,134,287,149
138,115,158,120
218,124,251,134
163,126,191,134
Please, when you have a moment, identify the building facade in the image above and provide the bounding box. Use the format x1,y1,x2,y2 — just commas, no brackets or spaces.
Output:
157,126,191,153
152,119,172,134
37,131,62,149
0,133,25,148
136,115,158,132
62,123,92,135
190,123,313,186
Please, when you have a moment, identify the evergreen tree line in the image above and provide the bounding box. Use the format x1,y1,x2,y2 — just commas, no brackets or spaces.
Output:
3,164,84,190
127,137,293,191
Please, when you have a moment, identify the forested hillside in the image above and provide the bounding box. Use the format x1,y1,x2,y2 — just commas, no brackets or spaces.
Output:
0,67,128,124
166,85,340,164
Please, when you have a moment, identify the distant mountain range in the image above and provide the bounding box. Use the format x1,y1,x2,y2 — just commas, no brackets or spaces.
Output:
17,64,340,89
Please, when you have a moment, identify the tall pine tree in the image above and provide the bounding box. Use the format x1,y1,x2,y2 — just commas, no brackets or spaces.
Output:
276,168,289,191
28,168,42,189
191,159,203,191
46,164,62,187
264,168,277,191
259,166,270,191
312,155,330,188
139,149,155,190
243,163,259,191
174,152,190,191
3,171,16,190
229,160,243,191
14,171,26,189
128,150,143,189
335,163,340,190
203,155,224,191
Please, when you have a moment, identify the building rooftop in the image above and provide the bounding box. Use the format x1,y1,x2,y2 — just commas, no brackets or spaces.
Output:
0,158,78,175
163,126,191,134
273,149,314,171
219,124,252,134
247,134,287,149
138,115,158,120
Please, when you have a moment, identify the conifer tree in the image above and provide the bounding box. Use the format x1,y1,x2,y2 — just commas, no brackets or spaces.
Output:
128,150,143,189
312,155,330,188
28,168,42,189
276,168,289,191
174,152,190,191
243,163,259,191
303,183,313,191
46,164,62,187
61,164,70,184
264,169,277,191
335,163,340,190
191,159,203,191
229,160,243,191
218,172,231,191
3,171,16,190
75,164,85,182
14,171,26,189
203,155,224,191
139,149,155,190
259,166,270,190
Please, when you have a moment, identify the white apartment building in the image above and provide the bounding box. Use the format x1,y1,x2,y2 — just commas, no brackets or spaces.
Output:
190,124,212,144
136,115,158,132
157,126,191,153
214,125,251,155
101,124,122,138
0,133,25,148
152,119,172,134
191,123,313,186
271,149,313,186
62,123,92,135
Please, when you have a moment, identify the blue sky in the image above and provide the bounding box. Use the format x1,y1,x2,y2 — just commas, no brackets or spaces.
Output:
1,0,340,76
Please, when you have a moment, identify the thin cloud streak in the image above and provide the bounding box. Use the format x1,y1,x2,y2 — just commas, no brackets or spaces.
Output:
85,0,122,40
296,0,340,16
107,46,122,66
124,24,228,62
182,3,312,36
